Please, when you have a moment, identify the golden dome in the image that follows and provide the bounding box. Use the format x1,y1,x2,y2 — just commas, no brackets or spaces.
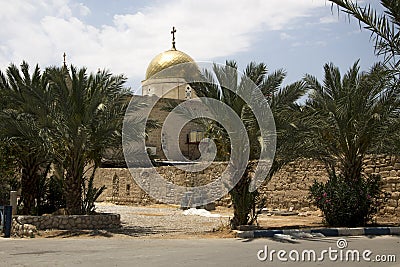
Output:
145,48,195,80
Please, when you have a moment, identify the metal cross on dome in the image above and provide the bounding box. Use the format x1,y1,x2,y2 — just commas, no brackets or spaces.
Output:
63,52,66,67
171,26,176,49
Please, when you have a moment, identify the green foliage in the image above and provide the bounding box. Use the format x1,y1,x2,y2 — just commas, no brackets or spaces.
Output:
309,172,385,227
190,61,307,229
304,61,398,175
229,163,266,229
0,62,53,214
0,62,128,214
328,0,400,154
304,61,398,226
0,142,19,204
329,0,400,71
38,175,66,215
41,65,128,214
82,169,106,215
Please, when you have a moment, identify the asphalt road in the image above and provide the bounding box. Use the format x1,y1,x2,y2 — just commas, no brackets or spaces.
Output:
0,236,399,267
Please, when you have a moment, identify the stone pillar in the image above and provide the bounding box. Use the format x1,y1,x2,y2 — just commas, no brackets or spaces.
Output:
9,191,17,215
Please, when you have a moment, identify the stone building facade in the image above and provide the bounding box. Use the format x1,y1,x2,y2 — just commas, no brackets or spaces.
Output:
128,27,203,161
137,96,203,160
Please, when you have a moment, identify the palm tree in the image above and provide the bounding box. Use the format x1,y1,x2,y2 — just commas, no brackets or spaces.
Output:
304,61,399,225
329,0,400,154
0,62,53,214
304,61,399,180
190,61,307,229
45,65,129,214
329,0,400,72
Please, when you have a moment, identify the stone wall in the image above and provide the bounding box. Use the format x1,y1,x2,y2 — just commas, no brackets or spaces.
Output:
13,213,120,230
137,96,203,160
94,155,400,216
364,155,400,215
259,159,328,211
94,163,228,206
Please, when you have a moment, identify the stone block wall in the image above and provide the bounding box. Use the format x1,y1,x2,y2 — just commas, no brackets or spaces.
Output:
94,155,400,216
13,213,120,230
260,155,400,216
259,159,328,211
94,163,228,206
139,96,203,160
363,155,400,215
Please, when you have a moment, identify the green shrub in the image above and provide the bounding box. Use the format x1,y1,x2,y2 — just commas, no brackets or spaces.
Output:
82,171,106,215
309,172,385,227
38,175,66,215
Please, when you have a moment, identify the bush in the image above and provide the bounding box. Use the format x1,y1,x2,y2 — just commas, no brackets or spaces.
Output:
309,172,384,227
38,175,66,215
82,171,106,215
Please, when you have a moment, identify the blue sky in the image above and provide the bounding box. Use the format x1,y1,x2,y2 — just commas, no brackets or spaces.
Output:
0,0,381,93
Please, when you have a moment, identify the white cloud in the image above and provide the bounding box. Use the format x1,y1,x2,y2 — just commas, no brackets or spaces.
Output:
0,0,327,89
291,40,327,48
319,15,339,24
280,33,294,40
76,3,90,16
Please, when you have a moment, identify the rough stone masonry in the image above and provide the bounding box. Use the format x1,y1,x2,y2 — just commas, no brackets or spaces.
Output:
94,155,400,217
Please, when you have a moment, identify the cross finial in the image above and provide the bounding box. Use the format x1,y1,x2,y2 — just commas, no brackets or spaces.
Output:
63,52,66,67
171,26,176,49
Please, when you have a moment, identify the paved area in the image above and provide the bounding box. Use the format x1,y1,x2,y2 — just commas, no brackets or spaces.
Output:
0,236,398,266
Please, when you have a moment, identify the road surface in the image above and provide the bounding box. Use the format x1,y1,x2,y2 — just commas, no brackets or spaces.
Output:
0,236,399,266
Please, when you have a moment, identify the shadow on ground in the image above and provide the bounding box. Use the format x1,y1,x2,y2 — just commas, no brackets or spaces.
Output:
42,225,209,239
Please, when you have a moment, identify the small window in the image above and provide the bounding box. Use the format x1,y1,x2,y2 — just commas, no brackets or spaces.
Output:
112,174,119,198
188,131,204,143
185,86,192,99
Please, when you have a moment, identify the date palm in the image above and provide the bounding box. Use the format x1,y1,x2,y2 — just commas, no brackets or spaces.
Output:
329,0,400,153
304,61,399,181
329,0,400,70
191,61,307,229
46,65,129,214
0,62,53,214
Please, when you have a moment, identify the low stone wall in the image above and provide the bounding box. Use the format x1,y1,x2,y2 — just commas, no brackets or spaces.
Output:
13,213,120,230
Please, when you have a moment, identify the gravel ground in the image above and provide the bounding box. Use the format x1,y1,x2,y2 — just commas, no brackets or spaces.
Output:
94,202,232,238
36,204,397,239
31,202,397,239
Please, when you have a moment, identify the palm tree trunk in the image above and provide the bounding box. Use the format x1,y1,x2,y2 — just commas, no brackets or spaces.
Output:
341,153,363,182
65,156,84,215
20,163,39,215
65,178,82,214
230,164,257,230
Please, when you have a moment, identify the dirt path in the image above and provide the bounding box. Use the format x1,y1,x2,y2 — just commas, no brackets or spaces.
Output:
35,203,327,239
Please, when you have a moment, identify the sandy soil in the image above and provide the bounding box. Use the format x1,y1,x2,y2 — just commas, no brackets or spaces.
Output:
33,203,328,239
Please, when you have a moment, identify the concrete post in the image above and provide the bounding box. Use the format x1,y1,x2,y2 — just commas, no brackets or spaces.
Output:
9,191,17,215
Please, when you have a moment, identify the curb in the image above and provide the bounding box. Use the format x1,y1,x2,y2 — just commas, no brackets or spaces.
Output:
235,227,400,239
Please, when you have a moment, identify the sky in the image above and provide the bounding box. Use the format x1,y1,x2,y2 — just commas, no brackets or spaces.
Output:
0,0,382,94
